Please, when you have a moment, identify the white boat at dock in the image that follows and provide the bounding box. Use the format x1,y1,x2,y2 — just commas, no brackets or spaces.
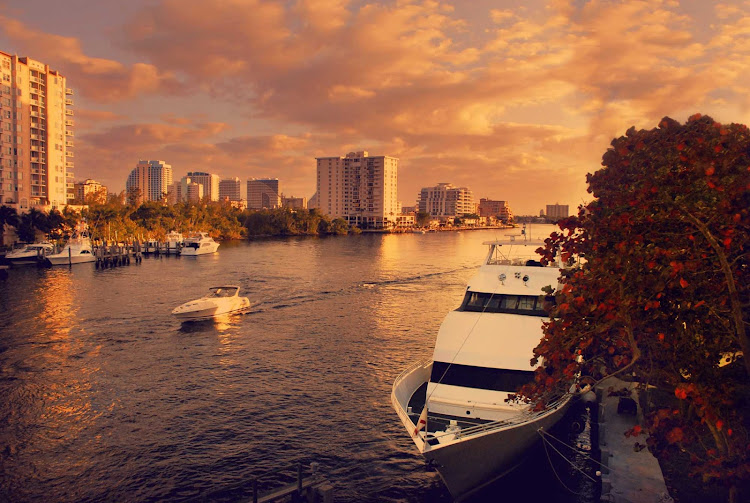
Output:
164,231,184,255
392,235,573,500
171,286,250,321
180,232,219,256
143,238,160,254
47,235,96,266
5,242,55,265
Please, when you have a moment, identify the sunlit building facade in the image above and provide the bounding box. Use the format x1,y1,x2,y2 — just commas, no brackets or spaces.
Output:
315,151,399,229
74,178,107,204
545,204,569,222
281,196,307,210
247,178,281,209
187,171,220,201
418,183,475,219
0,51,74,211
125,160,173,204
478,198,513,223
219,177,242,202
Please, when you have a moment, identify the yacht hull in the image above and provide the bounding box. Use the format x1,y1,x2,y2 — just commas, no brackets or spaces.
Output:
392,361,571,501
172,297,250,321
424,400,571,500
47,254,96,265
180,243,219,255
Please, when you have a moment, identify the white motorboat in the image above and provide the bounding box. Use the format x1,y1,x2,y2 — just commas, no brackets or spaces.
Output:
180,232,219,256
392,236,573,500
46,235,96,266
143,238,160,254
164,231,184,255
171,286,250,321
5,242,55,265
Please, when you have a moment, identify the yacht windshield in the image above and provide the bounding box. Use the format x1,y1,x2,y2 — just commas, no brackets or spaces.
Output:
430,362,534,392
458,292,553,316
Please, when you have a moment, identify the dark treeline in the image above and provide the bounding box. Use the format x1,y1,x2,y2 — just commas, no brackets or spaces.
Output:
0,197,356,245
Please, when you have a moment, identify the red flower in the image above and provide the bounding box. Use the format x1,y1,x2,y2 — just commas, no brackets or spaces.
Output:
705,166,715,176
675,387,688,399
666,427,684,444
679,278,689,288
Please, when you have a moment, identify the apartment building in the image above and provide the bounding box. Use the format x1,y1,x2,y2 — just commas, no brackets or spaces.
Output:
247,178,281,209
478,198,513,223
74,178,107,204
0,51,74,211
315,151,399,229
219,177,242,202
125,160,173,204
281,195,307,210
186,171,220,201
418,183,475,219
545,204,569,222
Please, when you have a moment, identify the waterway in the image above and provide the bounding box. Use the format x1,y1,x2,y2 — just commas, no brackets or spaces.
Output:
0,227,598,502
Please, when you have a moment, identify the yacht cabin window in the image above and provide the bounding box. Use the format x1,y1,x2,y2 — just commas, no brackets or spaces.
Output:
458,292,552,316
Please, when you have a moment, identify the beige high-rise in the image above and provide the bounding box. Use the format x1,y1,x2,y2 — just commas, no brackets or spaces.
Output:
0,51,74,211
315,151,399,229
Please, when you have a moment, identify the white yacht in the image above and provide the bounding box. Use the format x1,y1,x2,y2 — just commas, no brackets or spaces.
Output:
47,235,96,265
392,237,573,500
180,232,219,256
143,238,160,254
164,231,184,255
171,286,250,321
5,242,55,265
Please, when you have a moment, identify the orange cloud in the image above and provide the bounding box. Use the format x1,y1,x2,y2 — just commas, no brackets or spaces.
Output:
0,15,183,102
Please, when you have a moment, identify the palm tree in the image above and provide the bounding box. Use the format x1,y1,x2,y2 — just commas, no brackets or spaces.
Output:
0,205,19,247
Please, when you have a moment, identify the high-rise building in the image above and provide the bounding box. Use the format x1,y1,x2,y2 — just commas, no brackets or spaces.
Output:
187,171,220,201
185,182,203,203
545,204,569,222
0,51,74,211
219,177,242,202
74,179,107,204
315,151,399,229
418,183,475,219
478,198,513,223
247,178,281,209
125,160,173,204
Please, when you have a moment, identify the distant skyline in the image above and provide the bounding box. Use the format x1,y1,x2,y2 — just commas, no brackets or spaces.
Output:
1,0,747,214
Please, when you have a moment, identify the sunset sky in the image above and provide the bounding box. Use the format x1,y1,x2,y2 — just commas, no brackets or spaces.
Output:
1,0,748,214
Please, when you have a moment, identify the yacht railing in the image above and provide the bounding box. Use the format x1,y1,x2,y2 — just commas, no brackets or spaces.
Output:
426,394,571,443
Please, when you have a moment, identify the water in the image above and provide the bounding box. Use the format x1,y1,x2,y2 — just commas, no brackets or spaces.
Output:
0,228,598,502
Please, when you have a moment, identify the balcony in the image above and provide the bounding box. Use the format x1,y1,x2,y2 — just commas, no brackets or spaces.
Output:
65,119,74,127
65,88,73,95
65,109,73,116
65,161,74,168
65,151,74,157
30,134,40,140
65,141,74,148
65,98,73,106
65,130,74,137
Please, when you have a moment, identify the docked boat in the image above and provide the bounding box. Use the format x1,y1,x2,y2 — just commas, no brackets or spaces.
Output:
5,242,55,265
143,238,160,254
392,236,573,500
171,286,250,321
164,230,184,255
180,232,219,256
47,235,96,265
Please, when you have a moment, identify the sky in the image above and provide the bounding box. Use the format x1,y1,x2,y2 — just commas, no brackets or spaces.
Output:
1,0,748,214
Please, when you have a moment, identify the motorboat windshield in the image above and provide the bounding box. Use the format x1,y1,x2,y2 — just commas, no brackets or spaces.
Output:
207,287,239,298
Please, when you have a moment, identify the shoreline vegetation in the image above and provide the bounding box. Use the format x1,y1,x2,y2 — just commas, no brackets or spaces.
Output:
0,199,514,248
